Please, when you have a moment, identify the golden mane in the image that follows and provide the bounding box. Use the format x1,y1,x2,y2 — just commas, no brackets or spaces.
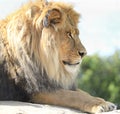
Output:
0,0,80,91
2,0,80,89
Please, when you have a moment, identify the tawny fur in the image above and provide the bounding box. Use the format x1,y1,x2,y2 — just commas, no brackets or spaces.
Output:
0,0,82,96
0,0,116,113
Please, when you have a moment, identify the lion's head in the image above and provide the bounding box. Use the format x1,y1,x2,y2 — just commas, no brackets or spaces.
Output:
5,0,86,89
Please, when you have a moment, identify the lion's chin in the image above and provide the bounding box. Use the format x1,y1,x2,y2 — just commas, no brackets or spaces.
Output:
63,61,81,75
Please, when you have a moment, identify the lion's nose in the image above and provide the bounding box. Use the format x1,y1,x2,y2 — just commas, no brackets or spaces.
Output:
78,51,87,58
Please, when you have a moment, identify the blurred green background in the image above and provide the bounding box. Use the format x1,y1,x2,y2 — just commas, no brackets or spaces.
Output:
78,50,120,108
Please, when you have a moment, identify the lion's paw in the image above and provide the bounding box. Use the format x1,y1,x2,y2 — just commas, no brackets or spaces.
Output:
92,101,117,113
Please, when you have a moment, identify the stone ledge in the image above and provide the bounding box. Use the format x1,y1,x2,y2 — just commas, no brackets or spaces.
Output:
0,101,119,114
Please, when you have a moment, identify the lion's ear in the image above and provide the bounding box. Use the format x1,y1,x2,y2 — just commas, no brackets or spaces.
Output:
43,9,61,27
26,6,40,19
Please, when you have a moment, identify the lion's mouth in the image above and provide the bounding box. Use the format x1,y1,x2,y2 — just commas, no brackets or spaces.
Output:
62,61,80,66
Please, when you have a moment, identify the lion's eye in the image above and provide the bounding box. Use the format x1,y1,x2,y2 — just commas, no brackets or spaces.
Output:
67,32,72,39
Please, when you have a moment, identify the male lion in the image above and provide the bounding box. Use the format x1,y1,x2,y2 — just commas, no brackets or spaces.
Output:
0,0,116,113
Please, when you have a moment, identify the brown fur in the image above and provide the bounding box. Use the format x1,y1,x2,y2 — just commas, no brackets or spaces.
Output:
0,0,116,113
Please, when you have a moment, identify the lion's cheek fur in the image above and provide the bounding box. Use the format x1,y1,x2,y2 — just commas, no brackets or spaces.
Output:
39,29,79,89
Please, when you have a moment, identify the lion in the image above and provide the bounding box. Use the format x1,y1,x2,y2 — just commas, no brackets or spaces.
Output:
0,0,116,113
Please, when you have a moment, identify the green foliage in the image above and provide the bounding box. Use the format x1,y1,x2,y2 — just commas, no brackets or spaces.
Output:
78,50,120,107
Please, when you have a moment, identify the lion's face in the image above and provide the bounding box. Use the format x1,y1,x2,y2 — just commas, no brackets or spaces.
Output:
59,28,86,70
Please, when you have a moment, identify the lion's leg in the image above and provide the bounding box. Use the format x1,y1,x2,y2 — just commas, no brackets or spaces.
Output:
76,89,117,113
31,89,116,113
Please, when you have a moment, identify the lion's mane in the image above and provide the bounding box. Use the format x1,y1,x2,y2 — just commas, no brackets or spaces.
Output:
0,0,80,96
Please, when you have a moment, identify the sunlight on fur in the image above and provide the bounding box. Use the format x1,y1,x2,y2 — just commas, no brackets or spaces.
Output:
0,0,86,89
0,0,116,113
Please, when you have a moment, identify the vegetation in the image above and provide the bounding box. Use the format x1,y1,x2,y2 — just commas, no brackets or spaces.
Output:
78,50,120,108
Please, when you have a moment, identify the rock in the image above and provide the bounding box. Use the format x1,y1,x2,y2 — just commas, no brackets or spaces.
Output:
0,101,119,114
